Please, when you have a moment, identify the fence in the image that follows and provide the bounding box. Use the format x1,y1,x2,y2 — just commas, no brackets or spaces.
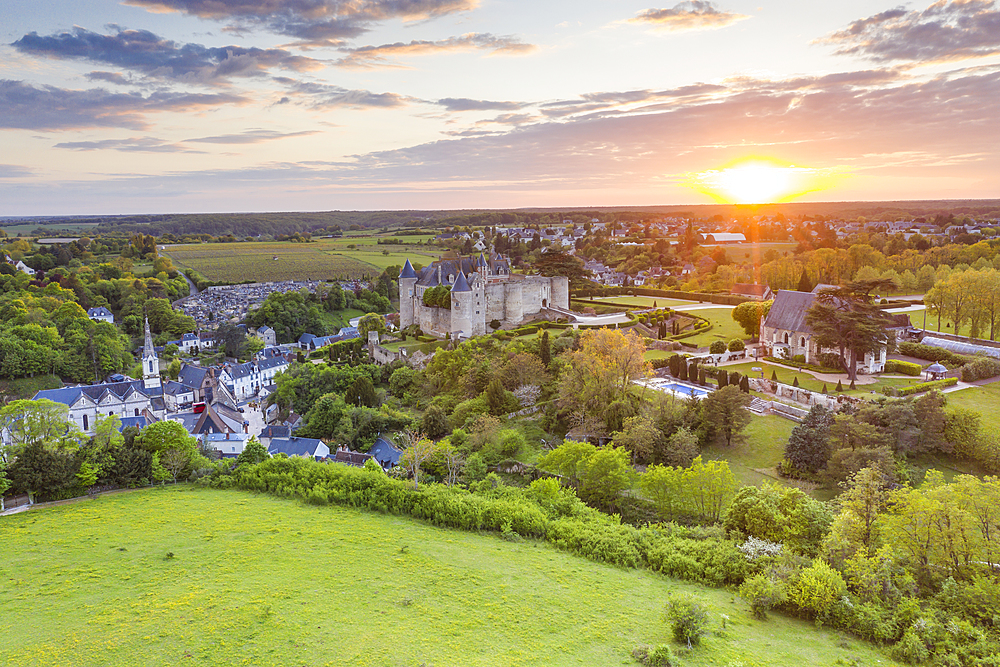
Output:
2,493,31,512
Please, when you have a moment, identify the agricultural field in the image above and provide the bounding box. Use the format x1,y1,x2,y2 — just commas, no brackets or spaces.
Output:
0,486,901,667
0,221,102,236
161,237,440,283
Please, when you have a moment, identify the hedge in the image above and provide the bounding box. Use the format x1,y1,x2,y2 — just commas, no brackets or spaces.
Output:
572,286,749,306
961,357,1000,382
890,377,958,396
897,341,969,367
883,359,922,376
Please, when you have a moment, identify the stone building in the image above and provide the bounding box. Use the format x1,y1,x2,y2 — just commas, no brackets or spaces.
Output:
398,253,569,337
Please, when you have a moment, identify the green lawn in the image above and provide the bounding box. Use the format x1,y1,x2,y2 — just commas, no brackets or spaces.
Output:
946,381,1000,433
675,306,743,348
910,310,1000,342
589,296,702,309
703,415,796,489
704,242,798,263
318,308,366,333
723,361,925,397
0,486,901,667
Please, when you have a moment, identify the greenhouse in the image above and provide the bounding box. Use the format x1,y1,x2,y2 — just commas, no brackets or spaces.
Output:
920,335,1000,359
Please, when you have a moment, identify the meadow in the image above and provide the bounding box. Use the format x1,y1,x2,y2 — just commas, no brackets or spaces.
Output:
0,486,901,667
703,242,798,263
159,234,441,283
909,310,1000,342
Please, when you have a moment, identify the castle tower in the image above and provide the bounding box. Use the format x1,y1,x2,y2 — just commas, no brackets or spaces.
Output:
142,316,161,391
398,259,418,328
449,271,473,337
551,276,570,309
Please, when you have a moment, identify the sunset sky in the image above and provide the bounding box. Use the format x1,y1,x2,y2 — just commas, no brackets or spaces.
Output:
2,0,999,214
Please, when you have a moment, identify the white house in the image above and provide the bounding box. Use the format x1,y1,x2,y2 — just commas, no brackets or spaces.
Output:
87,307,114,323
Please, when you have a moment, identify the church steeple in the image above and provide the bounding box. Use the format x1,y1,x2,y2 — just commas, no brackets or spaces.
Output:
142,316,161,391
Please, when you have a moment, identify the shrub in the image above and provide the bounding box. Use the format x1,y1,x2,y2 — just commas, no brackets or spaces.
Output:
664,593,709,645
739,574,788,619
892,628,930,665
961,357,1000,382
791,559,847,620
898,341,967,366
894,377,957,396
647,645,677,667
884,359,922,376
728,339,745,352
710,340,727,355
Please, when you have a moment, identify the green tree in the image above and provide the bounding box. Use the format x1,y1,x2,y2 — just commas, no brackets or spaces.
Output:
0,399,86,462
399,435,436,489
421,404,450,439
701,385,752,446
235,437,269,466
709,340,727,355
784,404,833,473
790,559,846,620
357,312,386,340
485,377,508,416
539,330,551,367
664,593,709,646
805,279,895,381
536,439,597,488
739,574,788,620
731,300,773,338
579,446,635,510
344,376,378,408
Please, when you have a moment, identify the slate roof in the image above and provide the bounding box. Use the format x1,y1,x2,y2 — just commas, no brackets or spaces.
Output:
34,379,163,408
333,449,372,466
268,436,325,458
260,424,291,439
120,415,152,430
731,283,771,298
368,437,402,468
87,307,113,318
178,363,210,388
181,333,199,342
257,356,288,371
762,290,817,334
399,259,417,279
298,333,316,345
338,327,359,339
451,271,471,292
191,405,233,434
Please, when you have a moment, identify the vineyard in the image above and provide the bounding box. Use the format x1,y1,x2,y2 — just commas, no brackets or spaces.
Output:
161,241,379,282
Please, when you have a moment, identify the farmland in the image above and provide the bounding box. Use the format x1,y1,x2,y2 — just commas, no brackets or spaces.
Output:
160,236,439,283
0,486,901,667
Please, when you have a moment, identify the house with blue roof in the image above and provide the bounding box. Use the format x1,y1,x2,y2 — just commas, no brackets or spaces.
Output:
268,436,329,461
368,437,403,469
87,306,114,323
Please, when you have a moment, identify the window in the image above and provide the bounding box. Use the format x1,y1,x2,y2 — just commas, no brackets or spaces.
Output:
135,408,140,416
783,332,789,344
83,414,89,430
800,337,805,347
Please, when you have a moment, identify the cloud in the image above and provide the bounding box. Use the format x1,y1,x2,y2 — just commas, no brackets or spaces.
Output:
184,129,320,143
823,0,1000,63
0,164,33,178
275,77,409,108
53,137,195,152
437,97,522,112
123,0,479,46
0,79,246,130
85,71,133,85
336,33,534,68
12,27,322,85
631,1,750,31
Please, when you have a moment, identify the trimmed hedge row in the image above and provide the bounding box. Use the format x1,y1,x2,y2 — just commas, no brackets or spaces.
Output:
884,359,922,376
891,377,958,396
572,286,749,306
897,341,969,367
961,357,1000,382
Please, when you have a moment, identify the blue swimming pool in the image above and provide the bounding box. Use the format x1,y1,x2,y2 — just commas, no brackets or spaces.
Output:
652,381,712,398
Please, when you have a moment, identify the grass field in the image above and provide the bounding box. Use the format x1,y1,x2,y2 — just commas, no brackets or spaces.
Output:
0,486,900,667
703,415,796,489
909,310,1000,342
946,381,1000,433
588,296,703,309
702,242,798,263
161,237,440,283
722,360,926,397
674,306,743,348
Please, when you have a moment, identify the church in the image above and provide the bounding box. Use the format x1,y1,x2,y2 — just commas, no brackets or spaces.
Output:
397,252,569,337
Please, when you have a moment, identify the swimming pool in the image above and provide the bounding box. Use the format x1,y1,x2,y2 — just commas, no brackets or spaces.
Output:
648,380,713,398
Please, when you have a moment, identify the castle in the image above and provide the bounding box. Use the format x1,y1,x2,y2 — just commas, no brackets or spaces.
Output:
398,252,569,337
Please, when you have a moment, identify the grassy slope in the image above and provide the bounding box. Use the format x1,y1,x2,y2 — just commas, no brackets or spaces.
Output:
703,415,796,489
1,486,900,667
675,306,742,347
946,381,1000,433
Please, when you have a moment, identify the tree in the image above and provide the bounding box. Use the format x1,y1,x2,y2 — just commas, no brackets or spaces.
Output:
0,399,86,462
740,575,788,620
535,251,590,287
344,375,378,408
728,338,746,352
805,279,895,381
732,300,773,338
557,329,650,430
236,437,269,466
399,435,436,489
7,441,79,502
578,446,635,510
421,405,449,439
701,385,752,446
136,420,199,482
611,414,662,464
536,439,597,488
709,340,727,355
784,405,833,473
357,313,386,340
662,426,699,467
539,330,551,367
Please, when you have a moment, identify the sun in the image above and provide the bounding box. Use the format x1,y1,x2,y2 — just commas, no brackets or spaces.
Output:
685,158,846,204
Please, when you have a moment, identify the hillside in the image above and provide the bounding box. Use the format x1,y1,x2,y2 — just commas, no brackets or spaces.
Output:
1,486,900,667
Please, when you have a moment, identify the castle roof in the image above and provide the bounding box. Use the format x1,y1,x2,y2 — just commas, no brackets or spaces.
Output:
399,259,417,279
762,290,817,334
451,271,471,292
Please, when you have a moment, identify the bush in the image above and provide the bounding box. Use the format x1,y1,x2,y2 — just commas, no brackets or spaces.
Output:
892,628,930,665
893,377,957,397
647,645,677,667
961,357,1000,382
790,560,847,620
739,574,787,619
710,340,727,355
898,341,967,366
884,359,922,376
664,593,709,645
728,339,745,353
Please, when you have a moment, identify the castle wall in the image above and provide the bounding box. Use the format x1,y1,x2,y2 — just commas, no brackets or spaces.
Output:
504,283,523,323
485,283,506,323
520,278,550,317
551,277,569,309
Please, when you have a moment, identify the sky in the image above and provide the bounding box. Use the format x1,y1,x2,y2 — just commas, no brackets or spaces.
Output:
1,0,999,214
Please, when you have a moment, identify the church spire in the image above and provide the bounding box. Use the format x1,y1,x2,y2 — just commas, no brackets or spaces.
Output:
144,316,154,357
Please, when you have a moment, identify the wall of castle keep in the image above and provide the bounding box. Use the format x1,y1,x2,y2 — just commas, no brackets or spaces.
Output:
399,265,568,336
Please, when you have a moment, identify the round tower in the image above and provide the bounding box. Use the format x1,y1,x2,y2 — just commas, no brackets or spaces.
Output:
449,271,473,337
398,259,418,328
504,282,523,324
551,276,569,310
